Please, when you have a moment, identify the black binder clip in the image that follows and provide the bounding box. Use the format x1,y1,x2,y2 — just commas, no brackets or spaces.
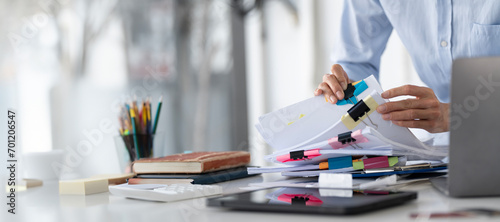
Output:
291,196,309,205
338,131,362,149
347,100,378,128
347,100,370,121
290,150,307,160
338,131,355,144
344,83,356,99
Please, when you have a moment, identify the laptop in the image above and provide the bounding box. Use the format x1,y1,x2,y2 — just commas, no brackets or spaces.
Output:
431,57,500,197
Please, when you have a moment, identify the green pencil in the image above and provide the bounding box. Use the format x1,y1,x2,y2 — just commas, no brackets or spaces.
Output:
130,109,140,160
152,96,163,134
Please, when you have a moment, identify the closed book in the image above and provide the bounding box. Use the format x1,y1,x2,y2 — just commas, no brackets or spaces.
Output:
134,166,255,184
132,151,251,174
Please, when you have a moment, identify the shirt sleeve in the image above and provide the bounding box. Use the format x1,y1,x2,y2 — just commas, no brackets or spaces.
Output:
331,0,394,81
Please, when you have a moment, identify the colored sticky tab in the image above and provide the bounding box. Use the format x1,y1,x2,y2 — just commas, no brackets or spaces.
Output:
341,95,379,130
319,162,329,170
336,80,368,105
363,156,389,169
353,80,368,96
276,149,322,163
388,156,398,167
352,159,364,170
327,156,353,170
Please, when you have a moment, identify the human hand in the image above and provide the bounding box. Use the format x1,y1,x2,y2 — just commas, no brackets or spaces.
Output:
376,85,450,133
314,64,352,104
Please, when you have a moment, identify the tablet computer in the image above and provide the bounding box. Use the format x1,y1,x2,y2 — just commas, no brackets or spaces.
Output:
207,187,416,215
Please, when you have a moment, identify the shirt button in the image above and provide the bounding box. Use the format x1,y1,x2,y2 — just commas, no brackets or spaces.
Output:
440,41,448,47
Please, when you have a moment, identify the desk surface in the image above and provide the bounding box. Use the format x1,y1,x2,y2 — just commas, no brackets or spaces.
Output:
3,174,500,222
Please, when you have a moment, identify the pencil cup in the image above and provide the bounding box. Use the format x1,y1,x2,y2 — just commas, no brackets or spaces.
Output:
113,132,164,172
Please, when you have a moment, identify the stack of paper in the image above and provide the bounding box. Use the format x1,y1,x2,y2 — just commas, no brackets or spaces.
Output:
252,75,448,178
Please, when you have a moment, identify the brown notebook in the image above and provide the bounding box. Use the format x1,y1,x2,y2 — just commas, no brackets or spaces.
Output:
132,151,250,174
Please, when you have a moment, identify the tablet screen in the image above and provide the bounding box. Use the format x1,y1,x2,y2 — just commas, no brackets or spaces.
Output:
207,187,416,215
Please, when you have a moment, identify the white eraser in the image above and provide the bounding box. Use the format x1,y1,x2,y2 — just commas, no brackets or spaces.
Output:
319,173,352,189
59,178,109,195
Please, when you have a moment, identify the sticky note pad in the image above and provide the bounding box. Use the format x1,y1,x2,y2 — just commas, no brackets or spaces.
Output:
59,178,109,195
363,156,389,169
352,159,364,170
328,156,353,170
388,157,398,167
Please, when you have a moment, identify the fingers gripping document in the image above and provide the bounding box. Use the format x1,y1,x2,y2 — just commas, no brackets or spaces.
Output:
255,75,448,168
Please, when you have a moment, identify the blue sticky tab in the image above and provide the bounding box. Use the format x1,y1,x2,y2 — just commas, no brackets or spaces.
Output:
336,80,368,105
328,156,353,170
336,96,358,105
353,80,368,95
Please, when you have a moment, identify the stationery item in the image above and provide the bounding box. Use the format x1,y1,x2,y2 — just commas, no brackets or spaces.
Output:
132,151,251,174
274,148,392,164
117,96,163,161
250,155,397,175
90,173,135,185
341,95,379,130
324,156,353,170
363,156,390,169
336,80,369,105
129,109,141,160
319,173,352,189
152,96,163,134
352,156,400,170
59,178,109,195
133,166,254,184
109,183,222,202
265,127,394,165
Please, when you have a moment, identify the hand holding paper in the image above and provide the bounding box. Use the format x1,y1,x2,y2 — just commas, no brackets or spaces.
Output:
377,85,450,133
314,64,352,103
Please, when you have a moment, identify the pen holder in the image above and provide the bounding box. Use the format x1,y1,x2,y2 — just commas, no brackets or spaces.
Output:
114,132,164,172
121,134,154,161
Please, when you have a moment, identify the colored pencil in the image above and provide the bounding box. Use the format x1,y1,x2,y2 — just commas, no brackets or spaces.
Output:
152,96,163,134
130,109,140,160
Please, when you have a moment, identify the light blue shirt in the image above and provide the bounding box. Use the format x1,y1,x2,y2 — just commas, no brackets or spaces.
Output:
332,0,500,102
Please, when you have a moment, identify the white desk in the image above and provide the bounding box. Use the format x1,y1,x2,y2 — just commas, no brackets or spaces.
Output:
3,174,500,222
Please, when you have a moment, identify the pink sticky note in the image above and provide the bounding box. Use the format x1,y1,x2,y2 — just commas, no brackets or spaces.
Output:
363,156,389,169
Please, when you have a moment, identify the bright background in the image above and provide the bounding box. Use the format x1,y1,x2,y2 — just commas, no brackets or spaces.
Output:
0,0,427,179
